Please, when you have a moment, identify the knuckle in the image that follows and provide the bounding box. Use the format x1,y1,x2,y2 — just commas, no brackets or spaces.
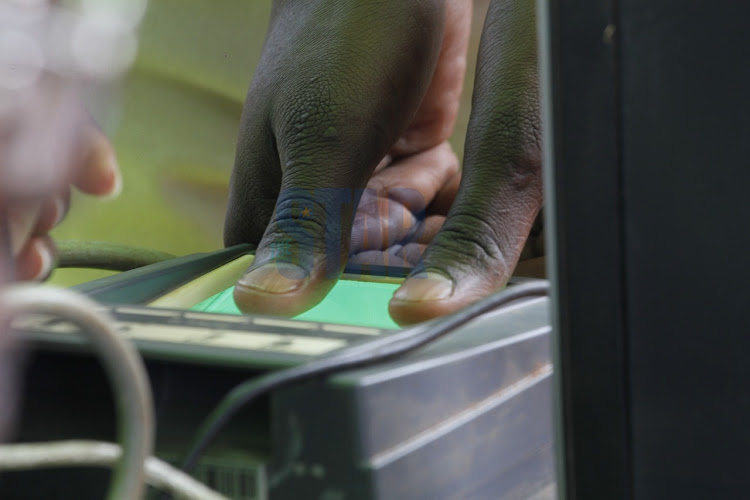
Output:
261,188,360,265
487,111,541,170
275,77,359,137
428,212,510,272
467,112,543,194
272,79,385,175
268,197,329,249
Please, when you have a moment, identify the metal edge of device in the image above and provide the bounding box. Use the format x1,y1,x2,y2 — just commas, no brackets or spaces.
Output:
266,296,554,499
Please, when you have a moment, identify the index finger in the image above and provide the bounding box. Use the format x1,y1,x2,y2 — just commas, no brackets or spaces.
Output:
71,124,122,198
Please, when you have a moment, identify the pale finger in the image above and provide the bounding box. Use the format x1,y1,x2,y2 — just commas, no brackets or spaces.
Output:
71,125,122,198
33,190,69,234
5,202,42,256
14,236,55,281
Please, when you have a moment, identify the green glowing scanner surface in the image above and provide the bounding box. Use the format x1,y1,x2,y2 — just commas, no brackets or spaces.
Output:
191,280,401,330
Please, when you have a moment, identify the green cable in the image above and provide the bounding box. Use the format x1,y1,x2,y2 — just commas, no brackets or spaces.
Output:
56,241,176,272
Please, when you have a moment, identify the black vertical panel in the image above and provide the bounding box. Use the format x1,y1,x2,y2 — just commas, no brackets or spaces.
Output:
619,1,750,498
542,0,630,498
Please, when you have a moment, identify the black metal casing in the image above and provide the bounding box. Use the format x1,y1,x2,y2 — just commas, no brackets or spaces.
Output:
6,295,554,499
542,0,750,498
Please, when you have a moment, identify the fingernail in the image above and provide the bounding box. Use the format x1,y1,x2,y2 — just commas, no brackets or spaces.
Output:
393,270,454,302
51,197,66,227
238,262,308,294
30,239,53,281
101,163,122,201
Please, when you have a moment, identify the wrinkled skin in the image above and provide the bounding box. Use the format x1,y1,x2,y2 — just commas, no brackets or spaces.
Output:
226,0,542,325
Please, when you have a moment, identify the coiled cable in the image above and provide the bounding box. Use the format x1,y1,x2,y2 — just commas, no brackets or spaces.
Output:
0,285,154,500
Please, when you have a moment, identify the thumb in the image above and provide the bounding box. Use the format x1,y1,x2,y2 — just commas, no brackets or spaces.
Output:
227,87,427,317
233,184,367,317
387,188,542,325
389,0,542,325
225,1,446,318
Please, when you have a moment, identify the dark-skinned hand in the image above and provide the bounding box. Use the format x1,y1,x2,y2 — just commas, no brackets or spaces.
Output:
225,0,542,325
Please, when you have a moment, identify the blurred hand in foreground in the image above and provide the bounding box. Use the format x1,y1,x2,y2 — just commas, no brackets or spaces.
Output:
0,78,120,281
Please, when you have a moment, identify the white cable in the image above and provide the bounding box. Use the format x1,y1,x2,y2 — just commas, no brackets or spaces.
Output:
0,285,154,500
0,440,230,500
